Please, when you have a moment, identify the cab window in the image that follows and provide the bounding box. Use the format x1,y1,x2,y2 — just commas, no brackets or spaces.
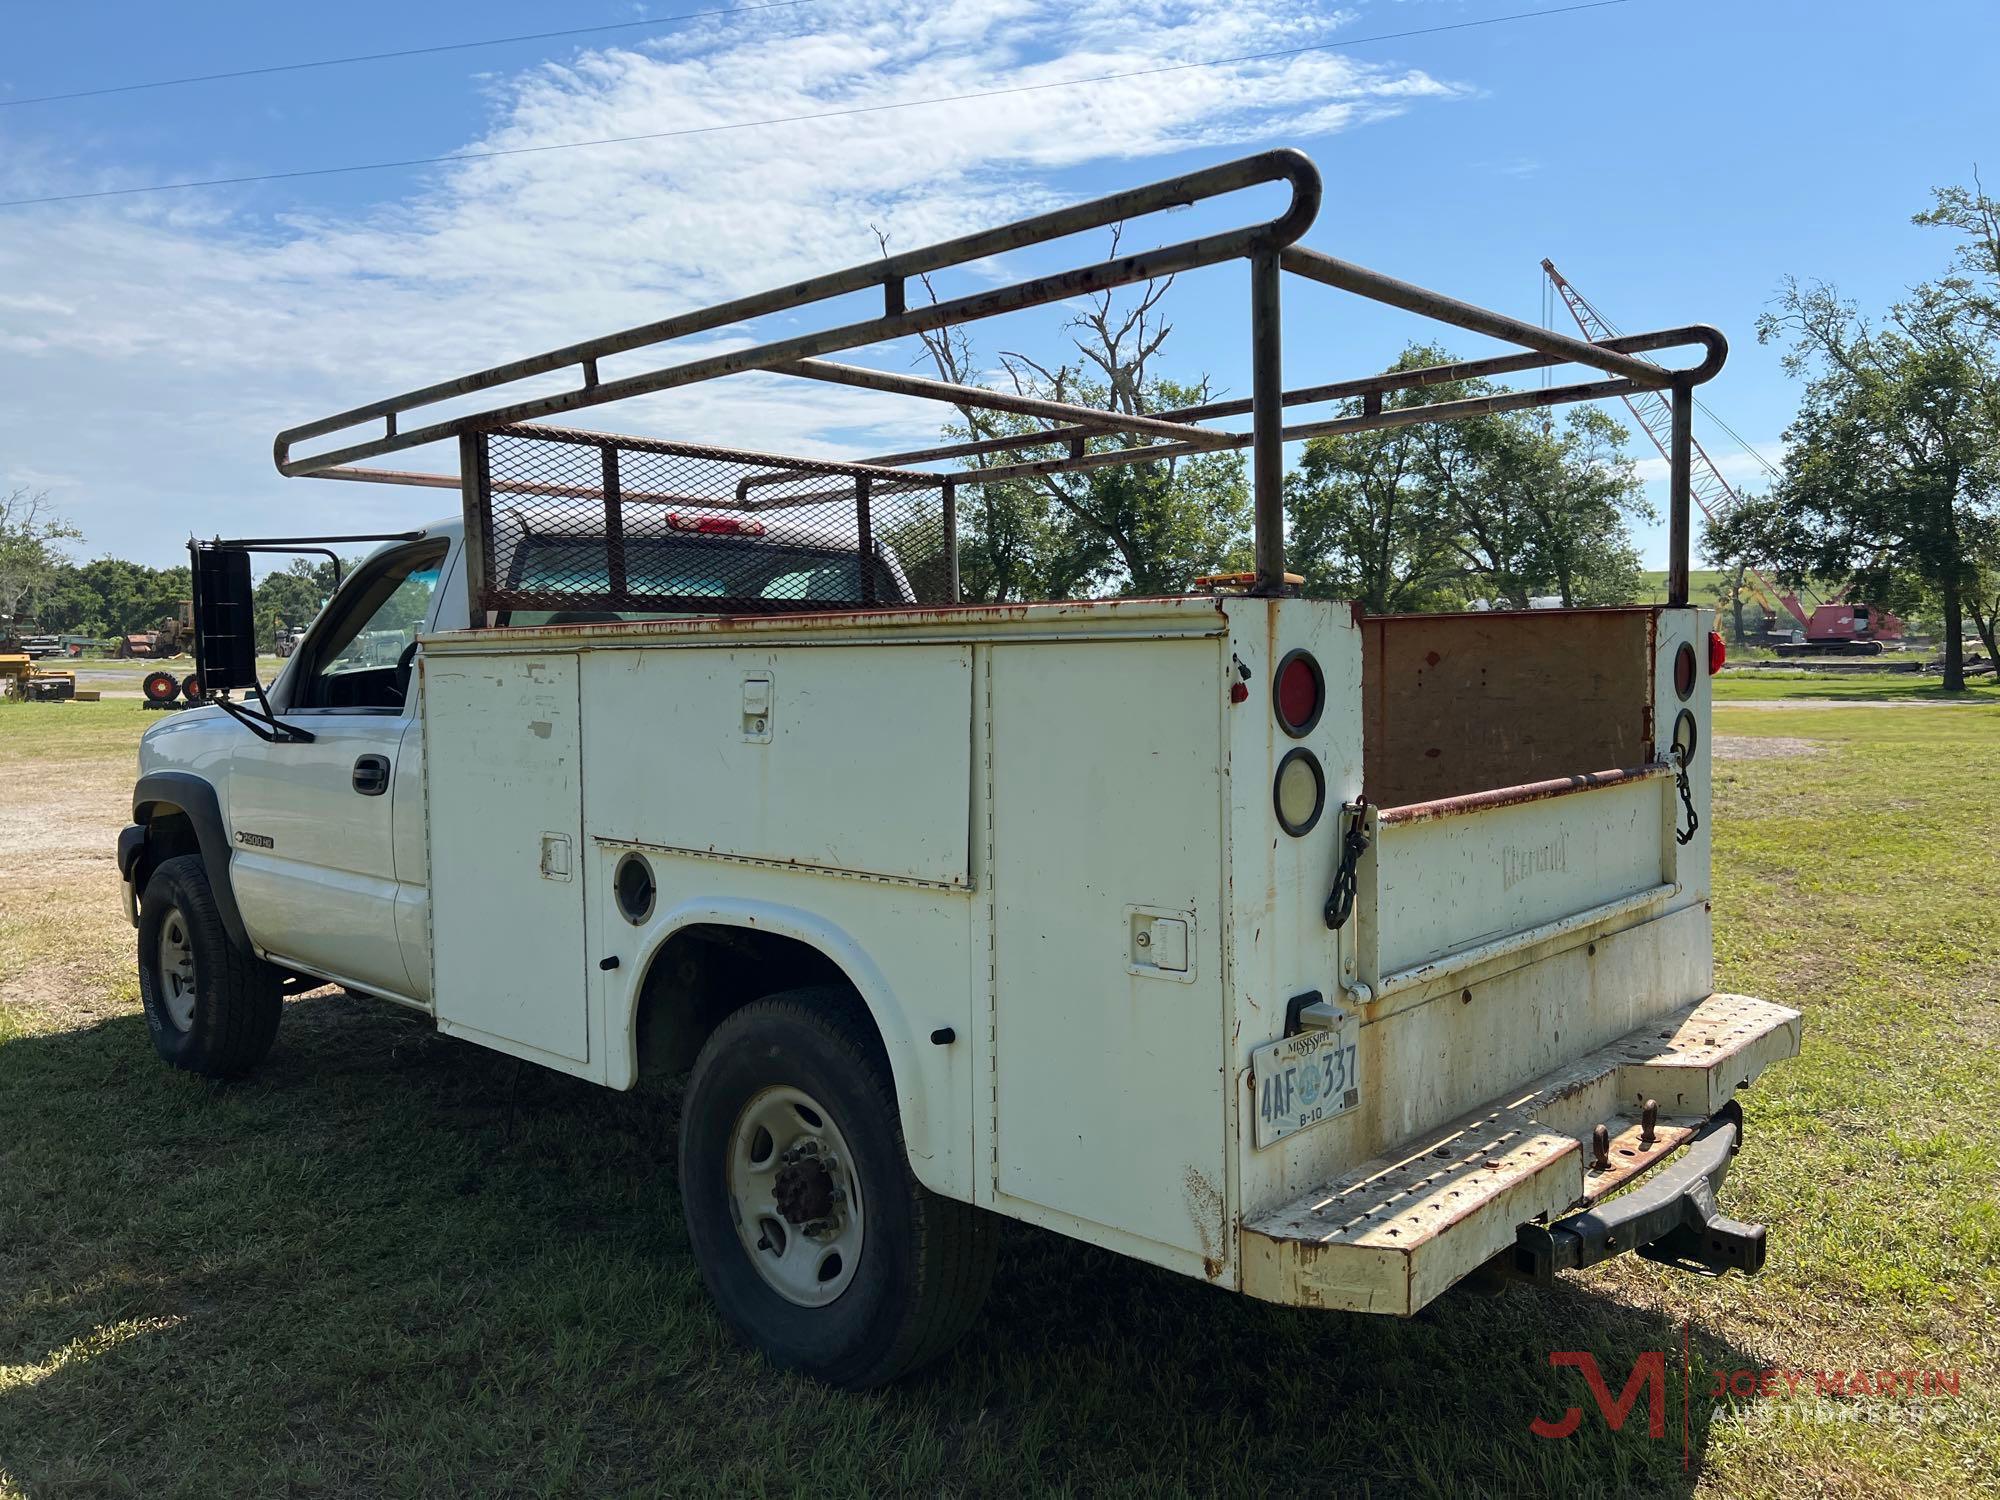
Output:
296,542,447,711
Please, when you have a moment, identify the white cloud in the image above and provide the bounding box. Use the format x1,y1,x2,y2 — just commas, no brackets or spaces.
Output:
0,0,1468,563
1633,441,1786,492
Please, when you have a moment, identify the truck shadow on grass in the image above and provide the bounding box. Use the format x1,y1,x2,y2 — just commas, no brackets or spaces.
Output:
0,989,1757,1497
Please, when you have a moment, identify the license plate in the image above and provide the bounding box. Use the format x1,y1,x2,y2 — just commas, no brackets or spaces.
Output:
1251,1024,1359,1149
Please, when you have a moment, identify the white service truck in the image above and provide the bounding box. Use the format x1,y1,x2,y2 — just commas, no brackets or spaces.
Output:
120,150,1800,1387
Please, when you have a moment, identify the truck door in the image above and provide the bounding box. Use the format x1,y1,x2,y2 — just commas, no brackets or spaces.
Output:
224,539,449,1001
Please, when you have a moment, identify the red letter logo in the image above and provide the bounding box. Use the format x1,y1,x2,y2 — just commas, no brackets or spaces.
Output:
1532,1352,1667,1439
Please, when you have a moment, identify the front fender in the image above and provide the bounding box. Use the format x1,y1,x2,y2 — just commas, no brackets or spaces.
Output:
131,770,249,949
615,896,962,1200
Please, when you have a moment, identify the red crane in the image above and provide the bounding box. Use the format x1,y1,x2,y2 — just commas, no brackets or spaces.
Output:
1540,260,1902,655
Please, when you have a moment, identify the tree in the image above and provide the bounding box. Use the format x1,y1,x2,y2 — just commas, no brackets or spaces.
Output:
907,233,1249,601
1967,552,2000,668
1514,408,1650,607
0,488,81,628
36,556,191,637
1709,267,2000,690
1914,169,2000,350
1286,345,1650,610
1284,345,1478,612
253,557,342,652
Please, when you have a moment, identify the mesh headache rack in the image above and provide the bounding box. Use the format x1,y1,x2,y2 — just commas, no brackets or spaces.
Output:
273,148,1725,623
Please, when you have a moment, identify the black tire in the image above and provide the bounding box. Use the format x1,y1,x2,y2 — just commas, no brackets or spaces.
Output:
142,670,179,704
137,854,283,1078
679,988,996,1388
180,673,202,701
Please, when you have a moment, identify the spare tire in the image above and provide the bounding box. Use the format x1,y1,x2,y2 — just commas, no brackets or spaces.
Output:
143,670,180,704
180,673,202,702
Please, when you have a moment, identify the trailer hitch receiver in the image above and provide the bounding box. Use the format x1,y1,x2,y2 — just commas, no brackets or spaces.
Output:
1513,1101,1765,1283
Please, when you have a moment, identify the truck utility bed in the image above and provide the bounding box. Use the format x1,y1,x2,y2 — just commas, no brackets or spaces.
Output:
411,590,1790,1308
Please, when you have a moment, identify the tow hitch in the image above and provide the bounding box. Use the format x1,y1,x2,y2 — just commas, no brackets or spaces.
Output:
1514,1101,1765,1282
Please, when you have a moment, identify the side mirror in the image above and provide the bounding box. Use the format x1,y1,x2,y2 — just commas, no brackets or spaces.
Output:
190,544,257,692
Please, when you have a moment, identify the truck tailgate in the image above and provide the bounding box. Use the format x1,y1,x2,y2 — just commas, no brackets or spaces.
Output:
1353,762,1680,1005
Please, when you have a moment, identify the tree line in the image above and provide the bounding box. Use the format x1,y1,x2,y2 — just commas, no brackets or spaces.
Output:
0,503,340,654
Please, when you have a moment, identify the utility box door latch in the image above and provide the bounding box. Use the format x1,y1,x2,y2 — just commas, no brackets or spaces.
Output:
741,671,774,742
1127,905,1195,982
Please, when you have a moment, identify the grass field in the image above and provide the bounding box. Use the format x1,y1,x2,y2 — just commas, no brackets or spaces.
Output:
2,697,1996,1497
1636,569,1732,605
1713,670,2000,703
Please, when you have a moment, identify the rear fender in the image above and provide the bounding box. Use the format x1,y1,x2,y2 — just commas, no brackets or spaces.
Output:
615,896,955,1197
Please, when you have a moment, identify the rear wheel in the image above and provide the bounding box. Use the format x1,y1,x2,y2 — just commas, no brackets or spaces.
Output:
137,854,283,1077
679,989,996,1387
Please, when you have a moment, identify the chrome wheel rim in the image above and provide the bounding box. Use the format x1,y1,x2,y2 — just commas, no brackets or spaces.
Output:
726,1085,864,1307
157,910,196,1031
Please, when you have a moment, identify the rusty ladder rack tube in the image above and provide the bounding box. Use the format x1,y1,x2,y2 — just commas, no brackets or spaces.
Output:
276,146,1726,604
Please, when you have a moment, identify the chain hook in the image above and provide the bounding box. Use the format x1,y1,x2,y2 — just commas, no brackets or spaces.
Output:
1324,799,1371,929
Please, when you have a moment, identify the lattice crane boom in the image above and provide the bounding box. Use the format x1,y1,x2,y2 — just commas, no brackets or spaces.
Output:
1540,259,1800,626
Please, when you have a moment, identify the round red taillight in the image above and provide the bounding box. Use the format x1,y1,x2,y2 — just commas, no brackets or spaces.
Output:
1273,649,1324,737
1673,642,1696,701
1708,630,1727,676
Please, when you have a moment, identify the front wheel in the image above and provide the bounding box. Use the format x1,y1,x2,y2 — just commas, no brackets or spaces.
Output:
679,989,996,1387
137,854,283,1077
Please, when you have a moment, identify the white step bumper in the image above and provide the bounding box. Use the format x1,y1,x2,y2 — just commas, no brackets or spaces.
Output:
1240,992,1802,1314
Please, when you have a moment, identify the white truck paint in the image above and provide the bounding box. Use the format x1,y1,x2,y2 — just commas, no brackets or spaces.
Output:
129,519,1798,1327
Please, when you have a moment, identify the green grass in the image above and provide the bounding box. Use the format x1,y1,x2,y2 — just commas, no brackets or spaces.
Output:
1712,670,2000,703
3,706,1997,1497
0,695,154,752
1638,568,1732,604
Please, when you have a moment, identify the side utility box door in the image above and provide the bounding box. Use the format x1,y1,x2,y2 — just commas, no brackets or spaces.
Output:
988,639,1227,1278
424,652,594,1076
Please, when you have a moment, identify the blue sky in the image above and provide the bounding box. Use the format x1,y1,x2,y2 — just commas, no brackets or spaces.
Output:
2,0,1993,570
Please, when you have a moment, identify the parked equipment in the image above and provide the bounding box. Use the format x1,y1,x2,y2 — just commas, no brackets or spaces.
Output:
0,643,76,701
1771,594,1906,656
117,601,194,659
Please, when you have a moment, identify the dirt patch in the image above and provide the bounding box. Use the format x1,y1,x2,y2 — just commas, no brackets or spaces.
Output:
1713,735,1825,762
0,756,130,864
0,753,136,1031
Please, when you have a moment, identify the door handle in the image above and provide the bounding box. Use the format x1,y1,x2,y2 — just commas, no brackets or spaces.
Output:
352,754,391,796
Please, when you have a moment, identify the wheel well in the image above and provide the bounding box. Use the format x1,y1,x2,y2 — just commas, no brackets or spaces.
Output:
632,924,862,1081
136,807,199,895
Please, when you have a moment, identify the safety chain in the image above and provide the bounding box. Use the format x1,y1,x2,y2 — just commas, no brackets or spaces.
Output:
1673,748,1700,846
1324,800,1372,930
